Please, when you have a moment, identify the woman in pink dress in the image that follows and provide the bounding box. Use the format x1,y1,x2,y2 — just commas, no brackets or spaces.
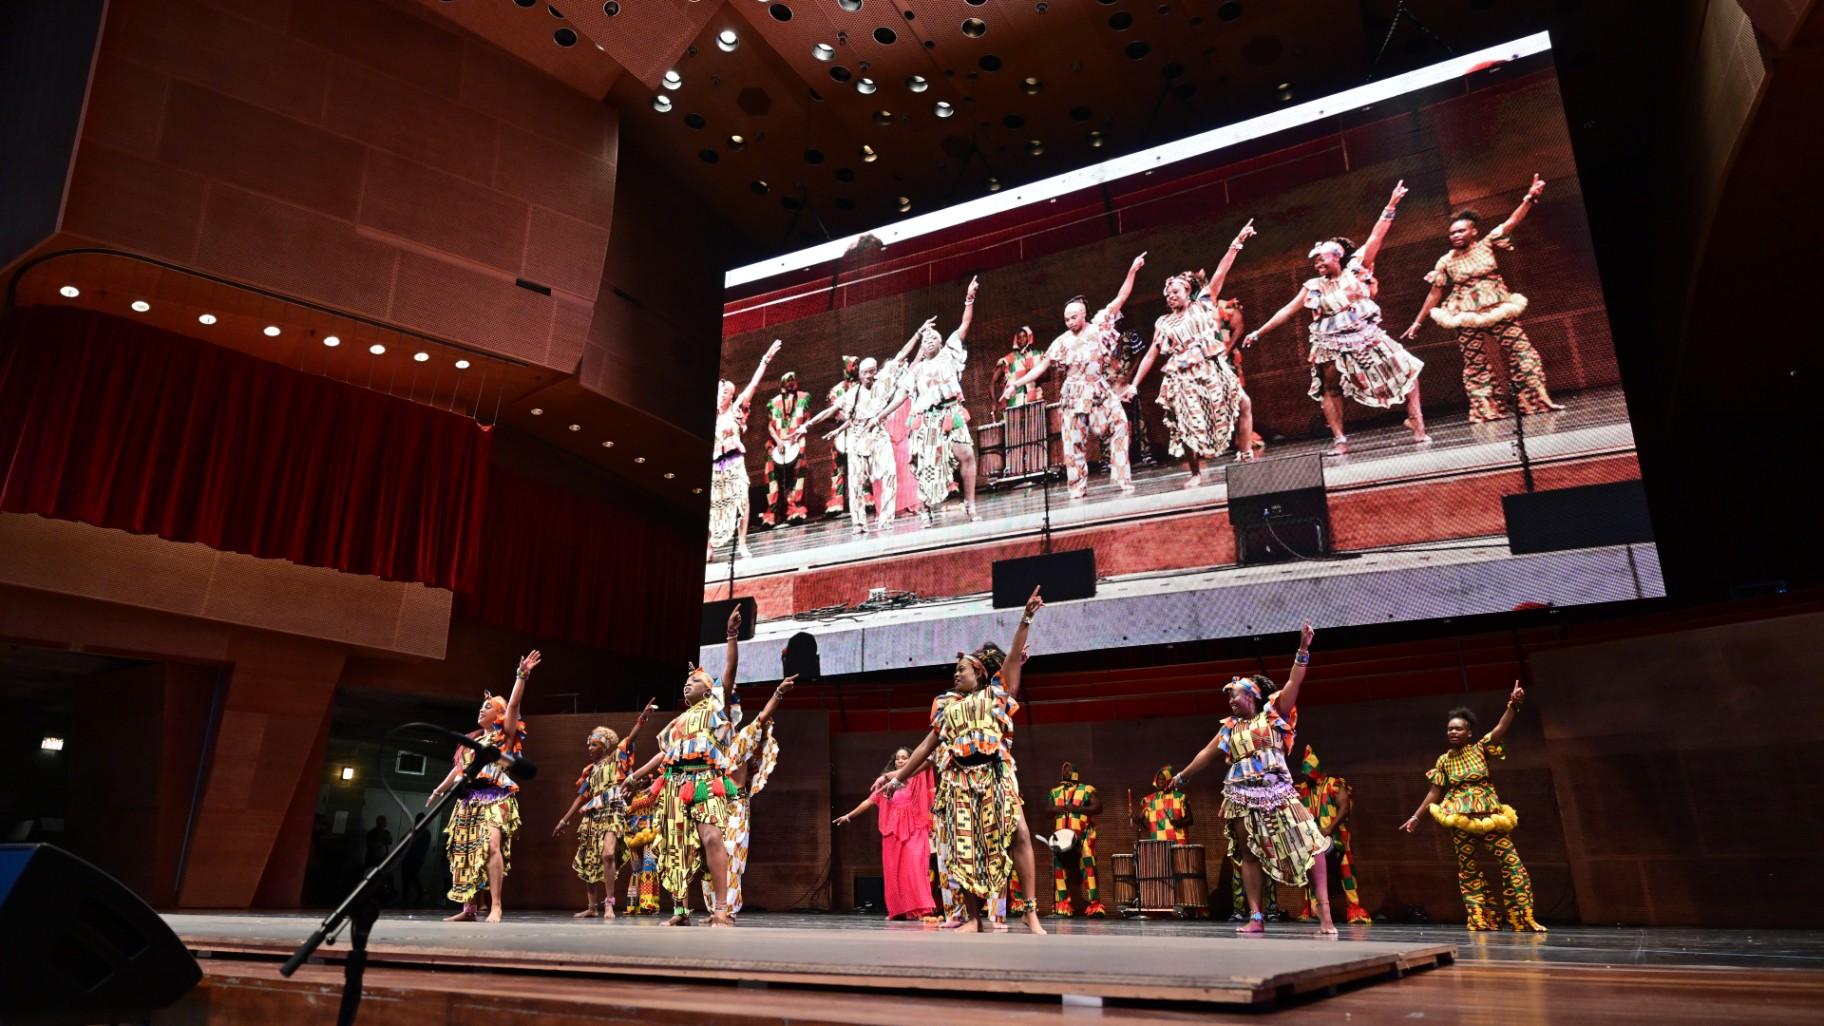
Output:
835,747,937,920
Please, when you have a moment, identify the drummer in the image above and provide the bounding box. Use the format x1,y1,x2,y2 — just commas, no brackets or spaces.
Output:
1046,762,1106,917
991,326,1047,411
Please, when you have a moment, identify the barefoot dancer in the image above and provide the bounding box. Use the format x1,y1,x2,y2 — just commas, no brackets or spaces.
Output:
835,747,938,921
1172,625,1336,936
431,650,539,924
701,673,795,919
1126,222,1257,485
905,276,983,524
1402,175,1565,423
883,588,1050,935
1400,682,1546,932
708,339,783,561
1003,254,1149,499
1245,182,1428,455
551,699,656,920
623,607,752,927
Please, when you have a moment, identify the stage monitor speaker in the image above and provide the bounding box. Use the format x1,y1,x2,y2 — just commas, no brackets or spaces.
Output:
1503,480,1653,554
700,596,757,645
782,631,821,682
0,844,201,1026
992,548,1096,608
1224,454,1331,565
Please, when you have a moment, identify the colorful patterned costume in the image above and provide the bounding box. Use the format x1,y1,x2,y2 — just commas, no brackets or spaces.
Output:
1046,764,1105,916
1045,307,1132,499
930,677,1021,900
1151,302,1243,460
650,676,742,915
1139,765,1190,842
1295,746,1372,924
701,719,780,916
707,401,751,550
1425,732,1542,931
620,790,661,914
993,344,1046,409
825,358,861,516
570,735,635,887
1424,226,1557,423
443,720,525,904
1217,704,1329,887
836,359,908,531
761,382,812,526
1302,259,1425,409
907,329,971,512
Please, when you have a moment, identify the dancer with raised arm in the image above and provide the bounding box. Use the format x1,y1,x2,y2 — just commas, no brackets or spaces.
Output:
1125,222,1258,485
906,276,983,524
622,608,751,927
1171,625,1336,936
882,588,1050,935
1400,682,1546,932
835,747,939,922
702,672,795,919
794,321,929,535
551,698,655,921
708,338,783,561
1002,254,1148,500
1402,175,1565,423
1244,182,1428,455
430,650,539,924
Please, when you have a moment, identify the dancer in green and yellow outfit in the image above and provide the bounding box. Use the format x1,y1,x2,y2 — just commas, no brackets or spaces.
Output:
1136,764,1192,841
1296,745,1372,925
551,699,656,920
1401,681,1545,932
430,650,540,924
1046,762,1106,917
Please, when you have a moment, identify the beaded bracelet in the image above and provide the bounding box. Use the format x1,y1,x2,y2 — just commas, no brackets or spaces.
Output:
1380,206,1398,221
1294,650,1311,665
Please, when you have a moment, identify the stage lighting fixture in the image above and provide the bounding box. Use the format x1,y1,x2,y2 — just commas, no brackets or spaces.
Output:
198,313,217,324
455,359,470,369
263,325,281,337
663,69,683,89
413,351,429,362
40,737,64,752
323,335,340,347
131,300,150,312
340,766,355,781
58,285,79,298
717,28,739,51
369,343,386,355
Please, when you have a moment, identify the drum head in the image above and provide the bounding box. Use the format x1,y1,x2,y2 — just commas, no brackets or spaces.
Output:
1048,828,1077,853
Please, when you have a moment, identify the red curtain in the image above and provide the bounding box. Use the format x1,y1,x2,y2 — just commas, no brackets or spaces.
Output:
0,306,491,591
460,467,699,661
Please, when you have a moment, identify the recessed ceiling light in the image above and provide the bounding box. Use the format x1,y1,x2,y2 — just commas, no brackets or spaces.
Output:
812,42,835,61
601,440,614,448
1022,76,1042,94
131,300,150,313
653,95,673,113
634,456,647,463
934,100,954,117
323,335,341,347
567,423,581,433
907,75,929,92
962,18,986,38
59,285,79,298
856,77,877,95
530,408,544,416
198,313,217,325
413,351,429,362
837,0,861,11
692,487,704,494
1028,139,1045,155
897,196,911,212
987,176,1001,191
716,28,739,51
663,69,683,90
729,134,746,150
455,359,470,370
861,144,878,162
664,472,675,479
872,109,893,125
369,343,386,355
263,325,281,337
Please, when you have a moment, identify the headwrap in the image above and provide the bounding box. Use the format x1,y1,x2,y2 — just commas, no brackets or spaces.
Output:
1307,240,1346,261
1061,761,1080,783
1223,675,1265,706
779,371,797,386
1153,764,1177,791
1300,744,1322,778
1164,270,1199,296
959,642,1006,683
841,355,860,379
587,725,618,748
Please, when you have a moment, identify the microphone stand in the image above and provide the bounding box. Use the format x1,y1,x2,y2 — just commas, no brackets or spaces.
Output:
281,749,494,1026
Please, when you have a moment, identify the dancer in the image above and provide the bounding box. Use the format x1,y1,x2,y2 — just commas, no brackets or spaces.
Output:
992,326,1047,410
1295,745,1372,925
1046,762,1106,917
835,747,938,921
701,673,794,919
1002,253,1148,499
883,588,1049,935
708,338,783,561
622,608,753,927
1136,764,1192,842
1171,624,1335,935
824,356,863,519
794,321,930,534
1126,221,1258,484
760,372,812,527
906,277,982,524
620,789,662,915
551,699,656,920
1400,682,1545,931
1402,174,1565,423
430,650,539,924
1244,182,1428,455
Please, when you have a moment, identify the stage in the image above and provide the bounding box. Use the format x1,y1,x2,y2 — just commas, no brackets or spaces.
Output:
158,914,1824,1024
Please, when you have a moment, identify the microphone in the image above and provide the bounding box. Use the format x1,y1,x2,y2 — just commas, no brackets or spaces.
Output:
436,727,539,781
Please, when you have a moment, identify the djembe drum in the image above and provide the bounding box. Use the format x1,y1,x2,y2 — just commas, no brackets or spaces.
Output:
1171,843,1210,919
1136,839,1174,916
1110,853,1138,914
977,418,1005,480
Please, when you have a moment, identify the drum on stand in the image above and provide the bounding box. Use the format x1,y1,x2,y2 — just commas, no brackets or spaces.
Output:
1136,839,1174,916
1171,843,1210,919
977,418,1006,480
998,400,1051,481
1110,853,1138,914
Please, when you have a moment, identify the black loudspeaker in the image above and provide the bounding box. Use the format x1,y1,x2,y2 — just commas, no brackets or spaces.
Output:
700,596,758,645
0,844,201,1025
782,631,821,681
991,548,1097,608
1225,454,1331,565
1502,480,1653,555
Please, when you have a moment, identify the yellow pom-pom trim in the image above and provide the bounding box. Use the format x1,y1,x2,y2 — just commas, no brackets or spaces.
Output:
620,826,658,851
1428,803,1517,834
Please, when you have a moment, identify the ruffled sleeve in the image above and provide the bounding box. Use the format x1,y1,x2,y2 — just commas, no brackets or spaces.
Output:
942,329,967,373
1216,716,1237,756
1301,277,1325,311
1424,754,1450,787
1486,225,1514,251
1423,252,1451,287
1477,732,1506,761
928,693,949,733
